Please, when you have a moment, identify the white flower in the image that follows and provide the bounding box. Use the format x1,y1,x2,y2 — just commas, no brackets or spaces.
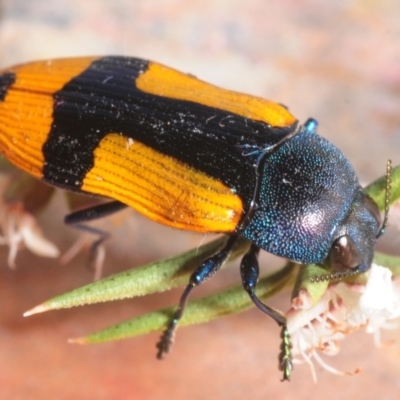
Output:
0,201,59,268
287,264,400,381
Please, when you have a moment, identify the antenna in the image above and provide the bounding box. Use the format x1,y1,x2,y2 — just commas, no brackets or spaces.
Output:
376,159,392,238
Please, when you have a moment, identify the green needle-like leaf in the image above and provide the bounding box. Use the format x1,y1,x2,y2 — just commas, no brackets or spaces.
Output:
71,262,297,344
25,236,250,315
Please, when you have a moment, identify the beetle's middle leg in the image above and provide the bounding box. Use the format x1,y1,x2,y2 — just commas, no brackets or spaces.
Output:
156,234,239,358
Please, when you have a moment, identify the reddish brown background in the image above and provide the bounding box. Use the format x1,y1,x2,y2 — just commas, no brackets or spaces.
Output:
0,1,399,399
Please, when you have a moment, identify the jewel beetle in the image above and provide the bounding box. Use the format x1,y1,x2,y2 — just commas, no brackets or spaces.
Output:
0,56,388,380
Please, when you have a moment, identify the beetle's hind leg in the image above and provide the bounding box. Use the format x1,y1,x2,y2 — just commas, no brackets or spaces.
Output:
240,244,293,381
63,200,127,275
156,234,239,359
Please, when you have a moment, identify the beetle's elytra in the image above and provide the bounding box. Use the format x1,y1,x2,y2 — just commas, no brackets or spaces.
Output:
0,56,384,380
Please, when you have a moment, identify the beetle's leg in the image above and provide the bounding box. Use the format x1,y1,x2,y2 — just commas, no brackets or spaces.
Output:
156,234,239,359
64,200,127,261
65,200,127,224
63,201,128,279
240,244,293,381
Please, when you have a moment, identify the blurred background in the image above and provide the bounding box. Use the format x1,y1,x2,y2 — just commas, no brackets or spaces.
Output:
0,0,399,399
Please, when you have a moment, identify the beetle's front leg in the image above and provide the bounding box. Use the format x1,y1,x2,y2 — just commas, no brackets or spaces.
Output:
240,244,293,380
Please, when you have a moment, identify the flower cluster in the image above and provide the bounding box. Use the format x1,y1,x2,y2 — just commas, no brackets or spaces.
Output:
287,264,400,381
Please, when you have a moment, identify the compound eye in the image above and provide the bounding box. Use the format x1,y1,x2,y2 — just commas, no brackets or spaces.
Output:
328,235,361,271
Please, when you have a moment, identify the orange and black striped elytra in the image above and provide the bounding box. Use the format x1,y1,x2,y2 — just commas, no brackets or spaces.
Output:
0,56,387,380
0,57,298,232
